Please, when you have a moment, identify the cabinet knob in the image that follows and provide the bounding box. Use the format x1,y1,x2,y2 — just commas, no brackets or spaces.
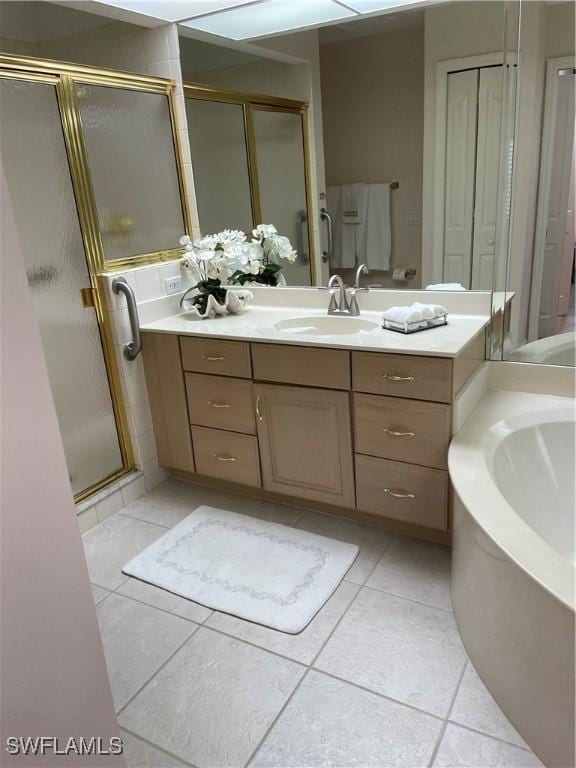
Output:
383,488,415,499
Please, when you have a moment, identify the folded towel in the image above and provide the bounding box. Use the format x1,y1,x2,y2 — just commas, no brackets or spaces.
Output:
425,283,466,291
382,302,447,325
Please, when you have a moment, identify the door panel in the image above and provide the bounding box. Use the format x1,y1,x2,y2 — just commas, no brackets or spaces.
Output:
252,107,312,285
539,72,576,336
0,77,124,495
254,383,355,507
471,66,504,289
443,69,479,288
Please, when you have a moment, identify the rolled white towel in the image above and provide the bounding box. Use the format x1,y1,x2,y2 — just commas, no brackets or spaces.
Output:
382,302,447,325
425,283,466,291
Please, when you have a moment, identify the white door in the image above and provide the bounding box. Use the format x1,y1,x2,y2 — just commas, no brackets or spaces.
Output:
538,72,576,337
557,133,575,323
443,69,479,287
471,67,504,289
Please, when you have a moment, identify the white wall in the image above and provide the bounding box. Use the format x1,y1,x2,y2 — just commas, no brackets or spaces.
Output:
320,21,424,288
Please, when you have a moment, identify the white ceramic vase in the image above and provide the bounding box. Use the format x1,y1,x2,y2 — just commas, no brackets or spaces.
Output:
183,288,253,320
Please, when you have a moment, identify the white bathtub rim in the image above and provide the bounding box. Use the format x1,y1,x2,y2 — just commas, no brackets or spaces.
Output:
449,389,575,611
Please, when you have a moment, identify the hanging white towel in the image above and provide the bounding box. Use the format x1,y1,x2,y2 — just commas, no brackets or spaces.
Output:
327,183,367,268
360,183,391,271
340,183,367,268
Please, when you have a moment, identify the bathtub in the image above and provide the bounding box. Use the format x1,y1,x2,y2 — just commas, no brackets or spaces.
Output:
510,331,576,366
449,390,575,768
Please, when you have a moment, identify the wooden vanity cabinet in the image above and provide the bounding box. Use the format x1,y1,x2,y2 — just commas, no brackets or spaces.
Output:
143,331,484,540
254,383,355,508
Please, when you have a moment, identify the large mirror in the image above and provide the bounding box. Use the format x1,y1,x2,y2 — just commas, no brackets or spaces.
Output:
501,0,575,367
179,0,513,291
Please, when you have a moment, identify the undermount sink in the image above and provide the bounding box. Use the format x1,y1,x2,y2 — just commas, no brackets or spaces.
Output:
274,316,379,336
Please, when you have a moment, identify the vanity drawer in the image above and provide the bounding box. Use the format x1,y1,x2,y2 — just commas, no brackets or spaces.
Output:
191,426,261,487
180,336,252,379
252,343,350,390
185,373,255,435
352,351,452,403
355,454,448,531
354,393,450,469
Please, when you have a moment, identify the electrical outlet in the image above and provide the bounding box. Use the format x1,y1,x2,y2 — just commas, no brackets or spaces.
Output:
164,275,182,295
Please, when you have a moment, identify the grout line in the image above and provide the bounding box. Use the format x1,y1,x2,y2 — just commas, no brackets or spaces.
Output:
307,581,362,669
243,668,311,768
119,726,197,768
116,511,173,529
115,623,200,719
427,659,469,767
110,586,207,628
443,720,536,754
310,667,446,725
195,624,308,671
359,583,454,614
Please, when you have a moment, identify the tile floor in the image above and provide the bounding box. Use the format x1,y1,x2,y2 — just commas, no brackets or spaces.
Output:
82,479,543,768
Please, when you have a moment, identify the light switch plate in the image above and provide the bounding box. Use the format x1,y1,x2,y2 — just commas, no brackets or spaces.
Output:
164,276,182,295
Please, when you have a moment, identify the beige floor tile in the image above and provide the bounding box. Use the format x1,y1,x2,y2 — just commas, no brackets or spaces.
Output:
314,587,467,717
118,577,212,624
120,730,188,767
433,724,543,767
97,593,196,711
451,663,529,748
367,534,452,610
83,514,165,590
119,627,305,768
252,670,442,767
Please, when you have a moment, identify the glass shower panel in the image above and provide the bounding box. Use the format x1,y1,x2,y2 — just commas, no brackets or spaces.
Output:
77,84,185,262
252,108,312,285
186,99,254,234
0,78,124,495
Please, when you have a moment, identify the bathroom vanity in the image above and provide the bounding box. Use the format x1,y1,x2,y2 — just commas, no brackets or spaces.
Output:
140,298,487,542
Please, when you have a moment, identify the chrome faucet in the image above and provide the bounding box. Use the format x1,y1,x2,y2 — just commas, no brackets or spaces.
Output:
349,264,370,315
323,265,370,316
326,274,350,315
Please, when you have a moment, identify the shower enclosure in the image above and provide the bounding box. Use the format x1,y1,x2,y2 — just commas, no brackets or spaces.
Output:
0,56,189,500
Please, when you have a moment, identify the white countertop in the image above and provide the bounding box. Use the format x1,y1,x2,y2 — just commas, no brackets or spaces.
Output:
141,304,489,358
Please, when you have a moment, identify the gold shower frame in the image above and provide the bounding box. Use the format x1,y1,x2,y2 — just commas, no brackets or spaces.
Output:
183,82,318,285
0,53,192,502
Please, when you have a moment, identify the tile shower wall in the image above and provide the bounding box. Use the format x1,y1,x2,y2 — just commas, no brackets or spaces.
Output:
95,260,193,526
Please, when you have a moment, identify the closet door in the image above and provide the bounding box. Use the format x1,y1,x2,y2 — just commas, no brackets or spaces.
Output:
443,69,479,288
471,67,504,289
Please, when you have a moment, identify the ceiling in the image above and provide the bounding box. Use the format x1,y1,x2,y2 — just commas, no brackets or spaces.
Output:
319,7,424,44
69,0,434,41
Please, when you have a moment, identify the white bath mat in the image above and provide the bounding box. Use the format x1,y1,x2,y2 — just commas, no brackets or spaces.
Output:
122,506,358,634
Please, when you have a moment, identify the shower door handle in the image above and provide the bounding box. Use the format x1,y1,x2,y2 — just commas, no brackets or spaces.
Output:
320,208,333,264
112,277,142,361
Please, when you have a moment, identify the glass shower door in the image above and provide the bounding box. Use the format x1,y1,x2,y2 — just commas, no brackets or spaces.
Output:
0,77,125,497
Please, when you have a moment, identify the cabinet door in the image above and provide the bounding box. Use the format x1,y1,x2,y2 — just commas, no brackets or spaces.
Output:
254,383,354,507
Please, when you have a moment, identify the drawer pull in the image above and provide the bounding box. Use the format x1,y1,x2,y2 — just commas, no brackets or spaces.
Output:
202,355,226,361
383,428,415,438
382,374,415,382
255,394,263,421
208,400,231,409
383,487,415,499
214,454,236,462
